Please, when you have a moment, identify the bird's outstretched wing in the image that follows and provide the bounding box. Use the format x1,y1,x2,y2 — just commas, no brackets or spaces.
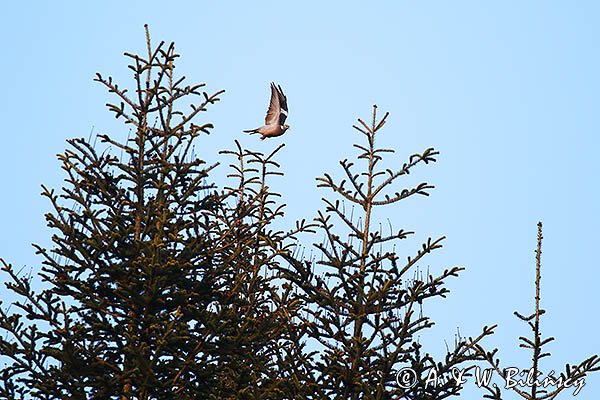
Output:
265,83,281,125
277,84,288,125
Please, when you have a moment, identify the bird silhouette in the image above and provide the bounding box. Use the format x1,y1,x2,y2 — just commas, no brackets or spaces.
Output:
244,82,289,140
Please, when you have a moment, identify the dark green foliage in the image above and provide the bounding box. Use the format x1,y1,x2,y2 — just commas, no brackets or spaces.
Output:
0,27,311,400
475,222,600,399
281,106,494,399
205,141,315,400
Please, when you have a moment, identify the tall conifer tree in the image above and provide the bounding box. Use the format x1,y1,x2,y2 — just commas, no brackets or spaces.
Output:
475,222,599,399
0,27,310,400
281,106,494,399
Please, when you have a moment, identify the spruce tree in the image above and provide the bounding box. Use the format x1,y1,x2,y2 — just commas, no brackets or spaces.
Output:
281,106,495,399
0,27,309,400
475,222,599,399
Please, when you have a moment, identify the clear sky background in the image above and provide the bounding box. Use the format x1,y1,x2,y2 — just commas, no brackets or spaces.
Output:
1,2,598,397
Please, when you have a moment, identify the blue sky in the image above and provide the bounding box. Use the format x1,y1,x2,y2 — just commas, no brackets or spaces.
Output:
1,2,598,397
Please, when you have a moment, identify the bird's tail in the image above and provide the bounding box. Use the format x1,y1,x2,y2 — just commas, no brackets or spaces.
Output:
243,128,259,135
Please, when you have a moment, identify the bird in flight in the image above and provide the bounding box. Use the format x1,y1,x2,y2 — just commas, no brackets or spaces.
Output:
244,82,289,140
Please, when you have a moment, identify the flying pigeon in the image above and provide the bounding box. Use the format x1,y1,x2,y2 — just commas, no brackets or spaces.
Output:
244,82,289,140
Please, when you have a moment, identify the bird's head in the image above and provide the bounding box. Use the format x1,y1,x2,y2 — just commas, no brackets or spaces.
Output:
282,124,290,132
